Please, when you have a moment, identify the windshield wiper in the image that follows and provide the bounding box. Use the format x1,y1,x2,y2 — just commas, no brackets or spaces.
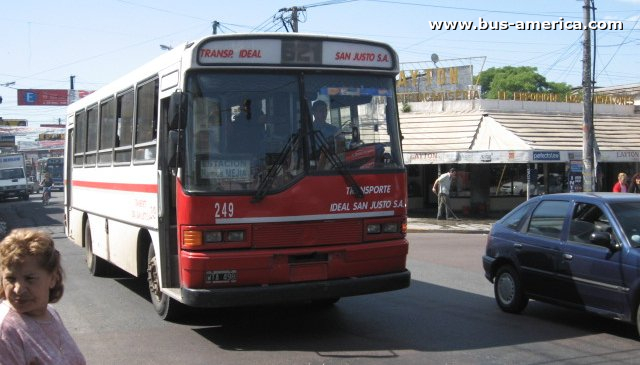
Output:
251,133,300,203
311,130,364,199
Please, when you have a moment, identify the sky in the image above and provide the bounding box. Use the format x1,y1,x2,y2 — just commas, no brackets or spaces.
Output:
0,0,638,125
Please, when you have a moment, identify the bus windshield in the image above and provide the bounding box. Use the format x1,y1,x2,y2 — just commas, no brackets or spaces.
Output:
183,72,403,193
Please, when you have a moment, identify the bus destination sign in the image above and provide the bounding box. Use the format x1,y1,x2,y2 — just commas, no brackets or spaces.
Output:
198,38,394,70
201,159,251,181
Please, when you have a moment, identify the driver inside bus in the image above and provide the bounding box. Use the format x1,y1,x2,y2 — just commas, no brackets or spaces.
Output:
311,100,338,140
310,100,346,169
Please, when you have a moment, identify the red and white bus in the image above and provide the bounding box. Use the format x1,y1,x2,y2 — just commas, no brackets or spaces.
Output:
64,33,410,319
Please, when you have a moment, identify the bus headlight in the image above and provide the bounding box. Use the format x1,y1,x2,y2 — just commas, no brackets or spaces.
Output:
367,224,381,234
382,223,399,233
203,231,223,243
182,228,246,247
226,231,244,242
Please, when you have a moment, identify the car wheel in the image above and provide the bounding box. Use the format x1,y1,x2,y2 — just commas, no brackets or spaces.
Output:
494,265,528,313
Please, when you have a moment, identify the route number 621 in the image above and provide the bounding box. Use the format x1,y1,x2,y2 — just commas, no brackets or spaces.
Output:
214,202,234,218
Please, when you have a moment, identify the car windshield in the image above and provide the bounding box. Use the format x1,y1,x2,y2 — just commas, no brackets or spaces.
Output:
182,72,403,194
610,201,640,247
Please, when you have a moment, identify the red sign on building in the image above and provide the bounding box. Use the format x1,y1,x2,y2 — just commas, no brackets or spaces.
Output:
17,89,93,106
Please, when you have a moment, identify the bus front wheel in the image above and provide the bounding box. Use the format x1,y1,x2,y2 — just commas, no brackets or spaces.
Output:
147,243,182,320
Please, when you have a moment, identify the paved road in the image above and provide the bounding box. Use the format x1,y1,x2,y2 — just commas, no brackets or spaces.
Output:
2,196,640,364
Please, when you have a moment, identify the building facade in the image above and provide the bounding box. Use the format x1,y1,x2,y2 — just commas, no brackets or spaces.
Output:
400,98,640,216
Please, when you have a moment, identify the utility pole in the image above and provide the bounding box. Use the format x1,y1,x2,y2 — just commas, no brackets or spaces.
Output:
582,0,595,192
212,21,219,34
291,6,300,32
279,6,305,32
69,75,76,105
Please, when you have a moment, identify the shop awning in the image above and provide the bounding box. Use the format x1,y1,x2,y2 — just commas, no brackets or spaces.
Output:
401,110,640,164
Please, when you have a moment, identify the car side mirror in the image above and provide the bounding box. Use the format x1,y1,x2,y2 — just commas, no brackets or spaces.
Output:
590,231,621,250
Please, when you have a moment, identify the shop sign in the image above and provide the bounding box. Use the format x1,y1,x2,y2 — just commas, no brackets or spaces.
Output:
458,150,530,163
533,151,560,161
404,151,457,164
602,151,640,162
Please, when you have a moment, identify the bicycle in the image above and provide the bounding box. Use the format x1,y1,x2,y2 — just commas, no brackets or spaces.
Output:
42,186,52,205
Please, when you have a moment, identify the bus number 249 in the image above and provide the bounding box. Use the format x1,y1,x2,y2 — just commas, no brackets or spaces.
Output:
214,202,234,218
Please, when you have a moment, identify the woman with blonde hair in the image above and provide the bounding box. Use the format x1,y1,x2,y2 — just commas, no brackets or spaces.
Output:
612,172,628,193
0,229,85,364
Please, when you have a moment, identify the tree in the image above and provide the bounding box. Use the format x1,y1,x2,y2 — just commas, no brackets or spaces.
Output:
475,66,573,99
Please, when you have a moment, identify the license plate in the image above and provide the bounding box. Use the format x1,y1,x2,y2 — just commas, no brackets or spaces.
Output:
206,270,237,283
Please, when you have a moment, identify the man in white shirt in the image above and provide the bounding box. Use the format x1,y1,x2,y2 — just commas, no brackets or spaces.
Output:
432,168,457,220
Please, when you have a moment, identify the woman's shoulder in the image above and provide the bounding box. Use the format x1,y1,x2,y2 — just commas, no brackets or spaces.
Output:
0,301,27,337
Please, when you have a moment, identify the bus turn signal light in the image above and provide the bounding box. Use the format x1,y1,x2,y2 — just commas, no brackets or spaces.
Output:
183,230,203,247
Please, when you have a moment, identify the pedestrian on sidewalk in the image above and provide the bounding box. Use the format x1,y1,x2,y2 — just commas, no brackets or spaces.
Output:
432,168,457,220
612,172,628,193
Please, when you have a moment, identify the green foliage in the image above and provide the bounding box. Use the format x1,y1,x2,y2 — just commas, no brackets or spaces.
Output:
475,66,574,99
401,101,411,112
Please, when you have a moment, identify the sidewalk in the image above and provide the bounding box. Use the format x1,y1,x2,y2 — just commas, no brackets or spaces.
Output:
407,216,494,233
407,209,496,233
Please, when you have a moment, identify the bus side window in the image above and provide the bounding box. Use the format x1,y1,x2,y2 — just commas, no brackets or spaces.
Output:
73,110,86,166
134,78,159,162
85,105,99,167
99,97,116,165
115,89,134,163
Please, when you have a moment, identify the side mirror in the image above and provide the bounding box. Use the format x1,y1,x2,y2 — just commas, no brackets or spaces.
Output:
590,231,621,251
167,130,183,168
168,91,186,130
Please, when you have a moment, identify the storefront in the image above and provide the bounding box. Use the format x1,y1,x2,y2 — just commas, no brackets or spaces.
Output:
401,100,640,215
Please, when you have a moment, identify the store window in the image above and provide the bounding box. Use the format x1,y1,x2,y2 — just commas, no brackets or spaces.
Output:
452,164,470,197
491,163,567,196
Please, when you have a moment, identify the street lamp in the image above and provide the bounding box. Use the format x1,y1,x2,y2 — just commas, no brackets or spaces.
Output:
0,81,16,88
159,45,173,51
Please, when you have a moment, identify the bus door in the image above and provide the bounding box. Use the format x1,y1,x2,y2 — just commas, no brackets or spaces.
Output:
158,96,179,289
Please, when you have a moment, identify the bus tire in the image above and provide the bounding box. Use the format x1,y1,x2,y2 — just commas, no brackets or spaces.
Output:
85,221,109,276
147,243,182,320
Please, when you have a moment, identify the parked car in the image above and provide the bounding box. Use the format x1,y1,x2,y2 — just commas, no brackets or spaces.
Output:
498,173,563,196
483,192,640,336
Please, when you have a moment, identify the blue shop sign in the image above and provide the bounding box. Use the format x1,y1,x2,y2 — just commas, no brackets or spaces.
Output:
533,151,560,161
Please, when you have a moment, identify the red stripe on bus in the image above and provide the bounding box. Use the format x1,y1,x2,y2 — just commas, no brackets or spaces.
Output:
72,180,158,193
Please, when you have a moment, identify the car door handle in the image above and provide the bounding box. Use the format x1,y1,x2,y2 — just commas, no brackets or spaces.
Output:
514,243,523,249
563,253,573,260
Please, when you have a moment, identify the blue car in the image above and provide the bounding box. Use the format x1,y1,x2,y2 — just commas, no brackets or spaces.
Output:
483,192,640,336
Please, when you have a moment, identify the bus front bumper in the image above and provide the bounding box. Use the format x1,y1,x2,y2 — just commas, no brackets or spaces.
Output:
180,270,410,308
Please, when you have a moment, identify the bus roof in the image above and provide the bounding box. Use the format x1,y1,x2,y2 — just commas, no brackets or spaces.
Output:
67,33,399,113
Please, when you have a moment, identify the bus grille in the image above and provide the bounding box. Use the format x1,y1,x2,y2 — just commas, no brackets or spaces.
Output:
252,220,363,248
